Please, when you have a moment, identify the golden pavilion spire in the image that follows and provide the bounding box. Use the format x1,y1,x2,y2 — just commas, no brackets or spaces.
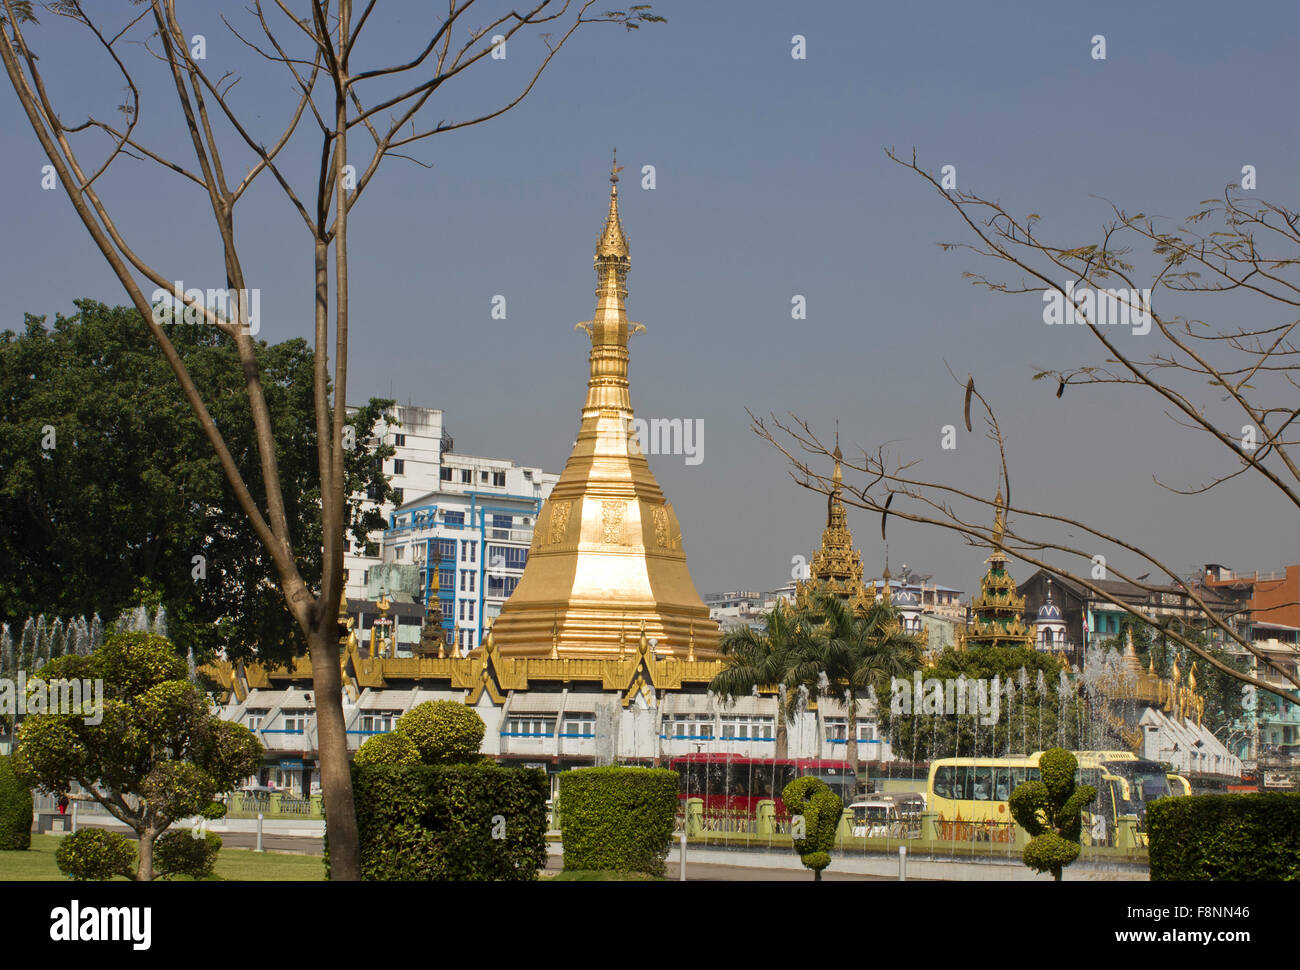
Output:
795,429,870,612
486,159,720,660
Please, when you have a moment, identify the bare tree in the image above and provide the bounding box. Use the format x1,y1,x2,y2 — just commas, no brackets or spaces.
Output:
0,0,662,879
753,148,1300,710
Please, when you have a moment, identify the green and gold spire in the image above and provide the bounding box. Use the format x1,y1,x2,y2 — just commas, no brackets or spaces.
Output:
960,487,1033,649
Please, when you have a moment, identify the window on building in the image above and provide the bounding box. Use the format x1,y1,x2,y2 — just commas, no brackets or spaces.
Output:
460,541,476,563
444,510,464,527
493,471,506,488
359,712,397,734
366,482,381,501
561,713,596,738
462,629,472,650
667,714,713,740
461,468,472,484
480,470,489,483
719,715,774,741
491,514,512,538
393,458,405,475
440,466,452,482
488,545,527,570
504,716,556,737
824,718,847,742
393,433,406,447
246,710,268,731
281,711,309,733
487,575,520,598
394,546,405,560
435,538,456,562
459,570,476,593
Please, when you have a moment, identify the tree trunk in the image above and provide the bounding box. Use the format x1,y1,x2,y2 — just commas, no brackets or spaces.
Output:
136,828,155,882
309,624,360,880
775,688,789,761
814,867,822,882
846,693,859,779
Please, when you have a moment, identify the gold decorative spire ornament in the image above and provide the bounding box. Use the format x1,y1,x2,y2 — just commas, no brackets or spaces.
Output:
488,162,720,659
795,431,871,613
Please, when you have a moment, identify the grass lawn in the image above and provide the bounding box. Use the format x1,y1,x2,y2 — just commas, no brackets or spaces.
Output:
0,834,325,881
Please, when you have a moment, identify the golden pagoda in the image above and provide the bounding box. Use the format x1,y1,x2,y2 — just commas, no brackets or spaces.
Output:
957,488,1034,650
794,438,873,613
487,156,721,660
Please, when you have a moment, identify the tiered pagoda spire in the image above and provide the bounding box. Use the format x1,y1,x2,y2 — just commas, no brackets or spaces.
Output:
960,487,1033,649
486,155,720,659
795,438,873,613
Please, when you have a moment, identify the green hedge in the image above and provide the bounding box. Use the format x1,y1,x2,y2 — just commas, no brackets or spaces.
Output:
340,761,548,881
0,755,33,850
557,767,678,877
56,829,136,880
1148,792,1300,880
155,830,223,880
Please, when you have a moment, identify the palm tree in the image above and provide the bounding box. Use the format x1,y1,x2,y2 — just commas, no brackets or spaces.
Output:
810,591,923,771
710,601,819,759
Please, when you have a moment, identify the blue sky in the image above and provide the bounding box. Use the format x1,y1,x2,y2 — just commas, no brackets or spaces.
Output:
3,0,1298,594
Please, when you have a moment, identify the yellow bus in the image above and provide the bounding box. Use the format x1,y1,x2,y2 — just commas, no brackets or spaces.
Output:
1167,773,1192,796
927,750,1172,844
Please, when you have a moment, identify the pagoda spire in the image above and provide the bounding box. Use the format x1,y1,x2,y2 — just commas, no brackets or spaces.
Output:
795,427,869,612
487,159,720,660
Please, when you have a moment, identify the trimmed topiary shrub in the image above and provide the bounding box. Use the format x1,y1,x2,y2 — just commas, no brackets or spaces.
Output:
557,766,678,877
354,729,421,767
0,755,33,850
342,761,548,880
155,830,222,880
56,828,136,880
1148,792,1300,880
1009,747,1096,881
394,701,485,764
782,775,842,881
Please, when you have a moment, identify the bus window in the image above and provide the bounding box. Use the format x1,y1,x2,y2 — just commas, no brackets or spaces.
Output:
753,763,775,799
685,763,708,795
993,768,1011,802
776,763,797,793
706,763,727,795
933,766,953,799
973,767,992,800
725,762,750,798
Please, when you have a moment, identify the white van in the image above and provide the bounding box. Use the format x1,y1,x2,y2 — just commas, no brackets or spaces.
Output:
850,798,901,838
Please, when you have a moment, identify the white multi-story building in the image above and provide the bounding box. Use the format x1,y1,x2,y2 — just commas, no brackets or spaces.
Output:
382,453,559,655
344,405,447,600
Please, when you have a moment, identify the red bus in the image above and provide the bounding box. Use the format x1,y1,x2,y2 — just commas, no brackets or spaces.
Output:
669,754,858,819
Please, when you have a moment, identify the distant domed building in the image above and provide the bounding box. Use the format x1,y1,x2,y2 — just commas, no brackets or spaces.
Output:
1035,578,1068,654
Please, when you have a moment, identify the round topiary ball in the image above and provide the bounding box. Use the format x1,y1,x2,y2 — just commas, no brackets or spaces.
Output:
394,702,485,765
0,755,33,850
1038,747,1078,800
55,828,136,880
353,730,420,767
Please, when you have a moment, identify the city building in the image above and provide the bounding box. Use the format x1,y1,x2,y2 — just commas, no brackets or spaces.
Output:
1017,569,1240,671
380,456,558,654
342,405,447,600
1202,563,1300,629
